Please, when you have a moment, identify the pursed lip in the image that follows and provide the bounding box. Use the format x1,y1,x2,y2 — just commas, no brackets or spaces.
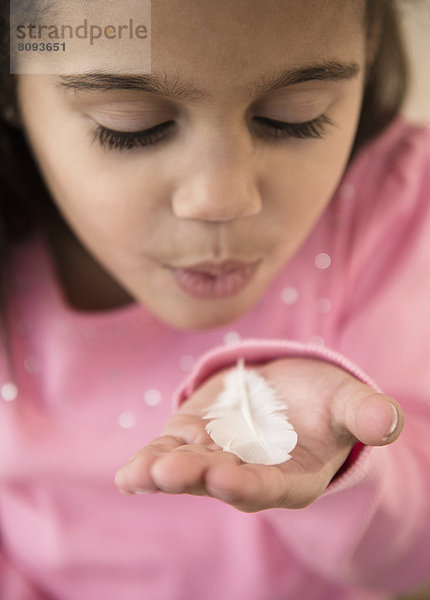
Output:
168,259,261,299
168,259,260,276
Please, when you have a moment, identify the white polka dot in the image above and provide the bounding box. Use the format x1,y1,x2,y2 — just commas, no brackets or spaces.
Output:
24,356,39,374
1,382,18,402
118,411,136,429
179,355,195,372
315,253,331,270
308,335,325,346
281,286,299,305
144,389,162,406
315,298,332,314
224,331,241,345
339,182,355,200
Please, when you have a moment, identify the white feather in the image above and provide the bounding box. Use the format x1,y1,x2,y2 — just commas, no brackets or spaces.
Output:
203,359,297,465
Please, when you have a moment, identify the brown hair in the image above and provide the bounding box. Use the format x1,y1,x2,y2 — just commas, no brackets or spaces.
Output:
0,0,409,258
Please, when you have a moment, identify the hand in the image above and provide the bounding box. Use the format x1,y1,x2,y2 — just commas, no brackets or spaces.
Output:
114,358,404,512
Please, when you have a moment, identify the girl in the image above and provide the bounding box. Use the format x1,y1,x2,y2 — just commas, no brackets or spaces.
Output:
1,1,429,599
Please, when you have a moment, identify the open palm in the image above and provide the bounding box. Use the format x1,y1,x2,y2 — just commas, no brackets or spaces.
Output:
115,358,403,512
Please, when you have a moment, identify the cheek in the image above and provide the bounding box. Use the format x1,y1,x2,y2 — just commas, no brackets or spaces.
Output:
28,123,165,245
269,138,353,224
18,91,164,245
261,115,360,258
56,177,163,255
290,105,361,208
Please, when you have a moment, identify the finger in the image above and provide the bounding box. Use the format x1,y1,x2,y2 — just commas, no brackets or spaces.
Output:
150,446,241,494
334,387,404,446
114,435,184,495
205,462,324,512
161,414,214,445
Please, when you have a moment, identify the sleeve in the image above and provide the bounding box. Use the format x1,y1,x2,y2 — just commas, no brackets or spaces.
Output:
171,123,430,595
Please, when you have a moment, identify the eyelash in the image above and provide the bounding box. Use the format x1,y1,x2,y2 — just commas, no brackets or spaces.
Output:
254,114,333,141
91,121,175,151
91,114,333,152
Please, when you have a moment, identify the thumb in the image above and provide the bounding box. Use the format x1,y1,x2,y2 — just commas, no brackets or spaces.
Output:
334,386,404,446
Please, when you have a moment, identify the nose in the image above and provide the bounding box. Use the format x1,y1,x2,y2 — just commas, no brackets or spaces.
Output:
171,139,262,222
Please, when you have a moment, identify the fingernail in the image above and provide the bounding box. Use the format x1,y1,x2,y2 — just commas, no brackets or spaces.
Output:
385,404,399,438
132,488,158,495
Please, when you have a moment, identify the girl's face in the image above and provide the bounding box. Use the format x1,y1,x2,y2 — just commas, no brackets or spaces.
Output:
17,0,367,330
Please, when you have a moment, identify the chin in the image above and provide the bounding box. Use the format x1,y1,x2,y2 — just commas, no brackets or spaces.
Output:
156,302,249,331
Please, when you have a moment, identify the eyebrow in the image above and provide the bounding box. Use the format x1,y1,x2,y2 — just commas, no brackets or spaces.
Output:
57,61,360,102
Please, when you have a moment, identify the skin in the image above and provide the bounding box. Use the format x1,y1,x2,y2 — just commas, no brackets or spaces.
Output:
17,0,366,329
115,358,403,511
16,0,404,511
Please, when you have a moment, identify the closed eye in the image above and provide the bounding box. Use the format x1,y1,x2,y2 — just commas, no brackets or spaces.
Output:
253,114,333,140
90,120,175,151
90,114,333,152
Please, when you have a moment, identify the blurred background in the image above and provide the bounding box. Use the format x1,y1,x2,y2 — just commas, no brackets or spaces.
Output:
391,4,429,600
401,1,430,123
397,5,429,600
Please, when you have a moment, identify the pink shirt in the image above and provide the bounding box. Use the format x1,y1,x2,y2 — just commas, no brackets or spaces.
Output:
1,119,430,600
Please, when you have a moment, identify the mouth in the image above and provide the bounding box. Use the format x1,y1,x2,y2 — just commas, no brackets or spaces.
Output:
168,259,261,299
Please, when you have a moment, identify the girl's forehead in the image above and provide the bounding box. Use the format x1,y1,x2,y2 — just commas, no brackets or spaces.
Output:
150,1,365,84
14,0,366,80
151,0,365,47
43,0,365,23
